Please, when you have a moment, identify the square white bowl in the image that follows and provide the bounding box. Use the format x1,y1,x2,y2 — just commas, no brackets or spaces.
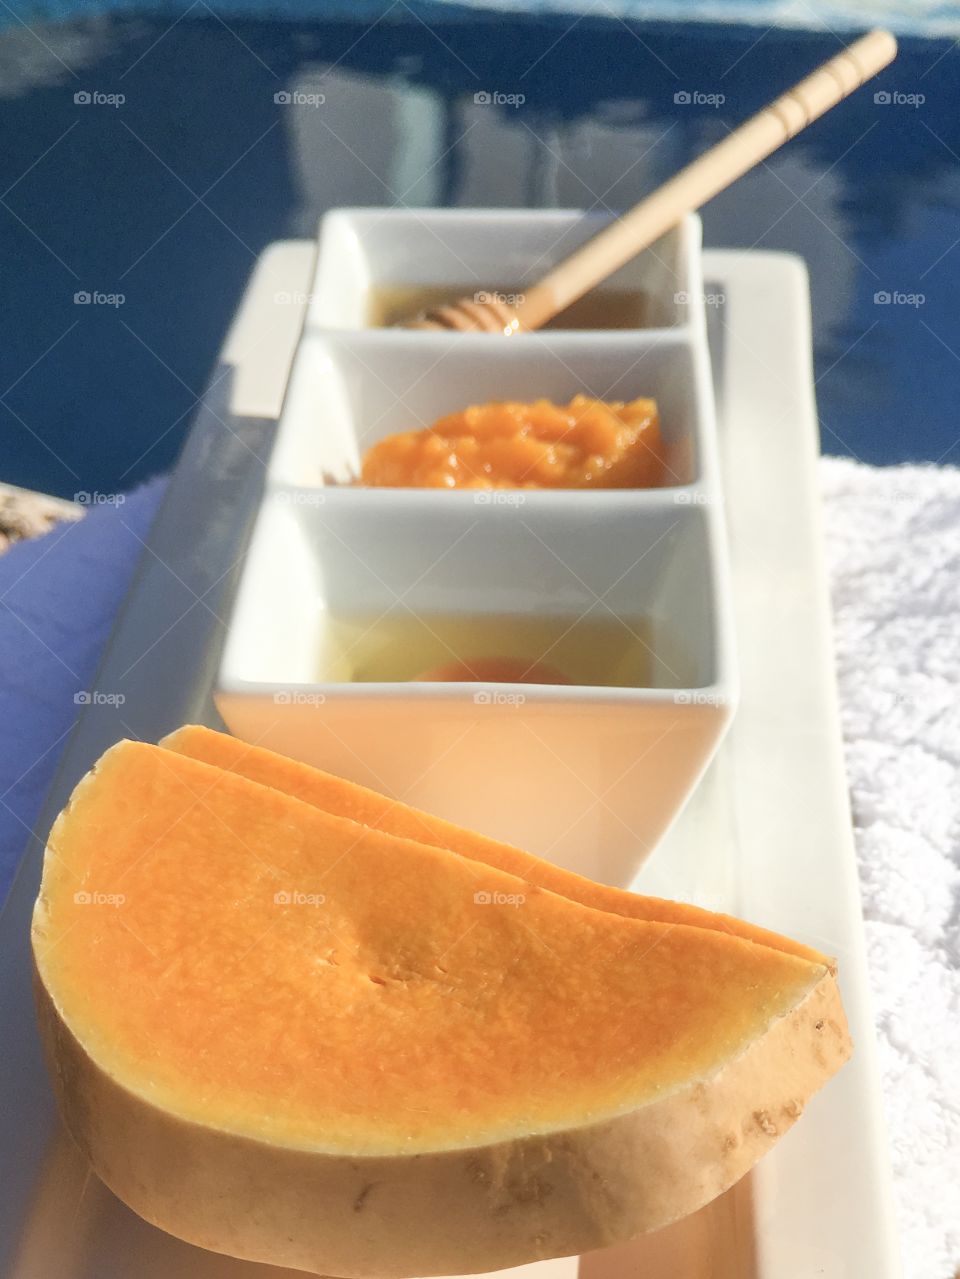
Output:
216,492,735,885
305,207,705,335
216,207,735,886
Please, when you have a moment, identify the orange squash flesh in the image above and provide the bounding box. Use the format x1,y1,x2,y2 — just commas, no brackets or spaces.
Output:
33,740,851,1277
163,724,826,966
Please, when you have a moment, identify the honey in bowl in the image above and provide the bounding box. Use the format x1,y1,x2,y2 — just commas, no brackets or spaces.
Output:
367,284,658,331
360,395,668,490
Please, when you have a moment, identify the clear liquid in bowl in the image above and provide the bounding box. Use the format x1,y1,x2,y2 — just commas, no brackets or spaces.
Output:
316,610,662,687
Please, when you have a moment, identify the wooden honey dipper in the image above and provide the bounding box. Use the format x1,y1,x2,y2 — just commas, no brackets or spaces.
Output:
406,28,896,334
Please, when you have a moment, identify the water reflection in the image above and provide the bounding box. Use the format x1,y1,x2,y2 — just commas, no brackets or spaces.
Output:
0,15,956,491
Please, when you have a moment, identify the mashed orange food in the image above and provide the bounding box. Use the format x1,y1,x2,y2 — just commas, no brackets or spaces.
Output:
360,395,666,489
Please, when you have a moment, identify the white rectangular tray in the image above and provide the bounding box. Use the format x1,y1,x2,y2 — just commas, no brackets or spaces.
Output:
0,242,900,1279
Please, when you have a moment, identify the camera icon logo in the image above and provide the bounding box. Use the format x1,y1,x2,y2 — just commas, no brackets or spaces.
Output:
673,691,692,705
474,91,491,105
674,90,691,105
874,290,892,304
273,691,292,705
274,890,291,905
874,90,891,104
73,891,91,904
274,91,292,104
74,291,91,305
473,690,492,705
74,691,91,704
474,891,492,904
74,90,91,105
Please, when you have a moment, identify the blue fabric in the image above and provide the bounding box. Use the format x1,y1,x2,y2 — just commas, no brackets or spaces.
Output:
0,479,167,907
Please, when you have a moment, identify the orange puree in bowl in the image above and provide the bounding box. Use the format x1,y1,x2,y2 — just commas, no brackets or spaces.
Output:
360,395,666,489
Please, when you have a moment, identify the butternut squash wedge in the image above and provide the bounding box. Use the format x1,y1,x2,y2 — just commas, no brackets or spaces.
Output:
163,724,825,965
33,740,851,1277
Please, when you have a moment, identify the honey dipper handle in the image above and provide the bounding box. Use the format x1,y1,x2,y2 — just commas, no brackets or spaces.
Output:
514,28,897,331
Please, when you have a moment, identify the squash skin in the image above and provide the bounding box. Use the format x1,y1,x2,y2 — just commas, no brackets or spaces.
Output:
34,959,849,1278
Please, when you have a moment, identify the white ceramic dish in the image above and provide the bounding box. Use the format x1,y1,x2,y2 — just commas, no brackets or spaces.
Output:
0,240,900,1279
216,493,733,880
216,210,734,881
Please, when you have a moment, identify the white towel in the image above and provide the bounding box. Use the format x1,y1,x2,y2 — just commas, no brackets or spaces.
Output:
820,456,960,1279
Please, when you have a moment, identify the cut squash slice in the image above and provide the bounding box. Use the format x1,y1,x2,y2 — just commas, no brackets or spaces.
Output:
33,740,850,1278
164,724,826,966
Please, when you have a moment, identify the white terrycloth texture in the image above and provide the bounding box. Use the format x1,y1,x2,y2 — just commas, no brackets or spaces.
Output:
820,456,960,1279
